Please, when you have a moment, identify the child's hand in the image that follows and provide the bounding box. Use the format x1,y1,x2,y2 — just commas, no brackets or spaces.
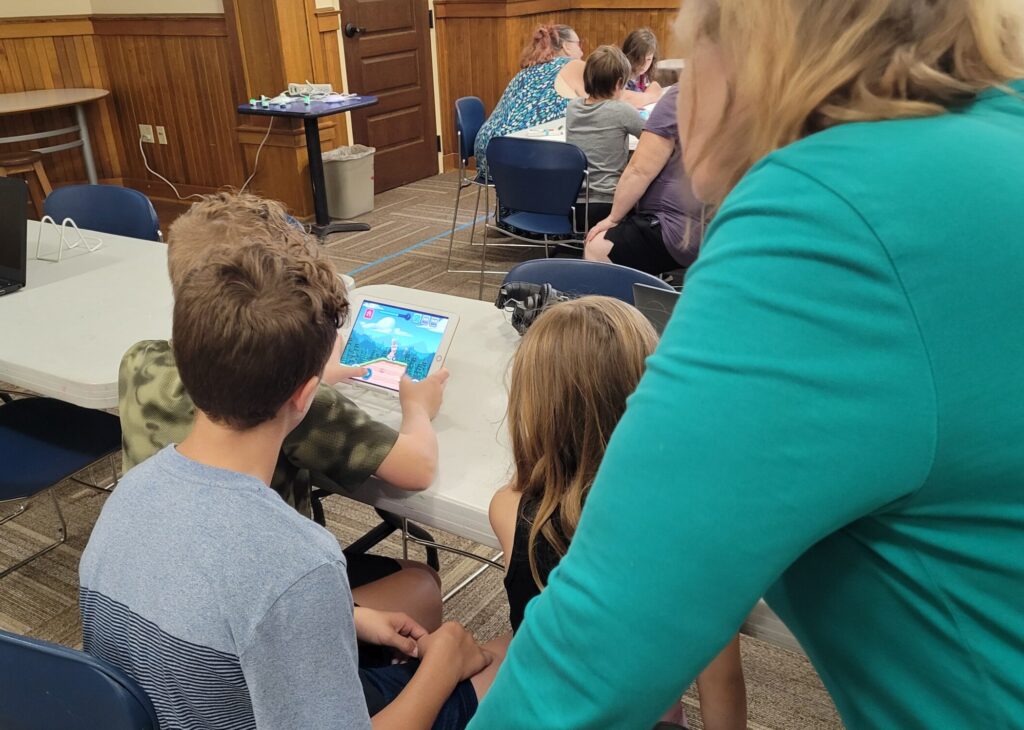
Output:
323,333,369,385
417,622,492,682
353,608,427,658
399,368,449,420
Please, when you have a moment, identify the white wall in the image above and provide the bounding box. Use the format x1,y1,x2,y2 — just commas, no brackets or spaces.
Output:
0,0,91,17
0,0,224,16
91,0,223,12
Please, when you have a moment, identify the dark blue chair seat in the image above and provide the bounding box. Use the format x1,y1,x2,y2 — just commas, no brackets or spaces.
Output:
0,398,121,578
44,184,160,241
502,211,574,237
0,629,159,730
0,398,121,501
503,258,675,305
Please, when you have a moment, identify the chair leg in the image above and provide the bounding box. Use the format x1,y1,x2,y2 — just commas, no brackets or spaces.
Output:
445,177,464,272
25,172,45,220
33,160,53,198
0,490,67,580
69,452,121,493
478,183,489,300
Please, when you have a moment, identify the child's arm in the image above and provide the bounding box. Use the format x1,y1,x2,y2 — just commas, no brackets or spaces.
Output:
372,622,493,730
488,487,521,572
695,634,747,730
375,369,450,490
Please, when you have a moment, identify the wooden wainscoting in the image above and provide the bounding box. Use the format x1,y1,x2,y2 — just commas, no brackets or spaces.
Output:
96,16,247,192
0,18,123,185
0,11,351,213
434,0,679,161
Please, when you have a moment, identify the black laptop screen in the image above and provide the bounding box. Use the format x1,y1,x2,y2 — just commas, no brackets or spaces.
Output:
0,177,28,286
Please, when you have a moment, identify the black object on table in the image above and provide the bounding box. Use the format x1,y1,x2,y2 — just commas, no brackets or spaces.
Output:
237,95,379,238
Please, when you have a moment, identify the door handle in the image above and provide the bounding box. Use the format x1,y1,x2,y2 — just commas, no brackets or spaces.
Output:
344,23,366,38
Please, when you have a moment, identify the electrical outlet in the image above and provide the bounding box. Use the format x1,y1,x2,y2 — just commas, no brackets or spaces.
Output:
156,126,168,145
138,124,155,144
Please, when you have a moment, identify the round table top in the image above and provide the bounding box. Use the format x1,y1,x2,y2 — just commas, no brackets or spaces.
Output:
0,88,109,115
656,58,686,71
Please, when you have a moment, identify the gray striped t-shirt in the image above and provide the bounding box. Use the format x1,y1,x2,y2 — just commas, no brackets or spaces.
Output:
80,445,370,730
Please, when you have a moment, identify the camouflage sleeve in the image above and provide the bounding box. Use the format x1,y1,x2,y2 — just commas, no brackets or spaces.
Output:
118,340,195,471
281,384,399,491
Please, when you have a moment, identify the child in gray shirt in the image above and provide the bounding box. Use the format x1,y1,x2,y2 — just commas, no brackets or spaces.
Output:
566,45,645,228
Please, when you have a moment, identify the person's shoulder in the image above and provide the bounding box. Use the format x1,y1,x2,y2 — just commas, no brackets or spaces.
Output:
489,486,522,555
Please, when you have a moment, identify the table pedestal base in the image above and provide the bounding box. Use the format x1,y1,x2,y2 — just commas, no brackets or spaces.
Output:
312,221,371,238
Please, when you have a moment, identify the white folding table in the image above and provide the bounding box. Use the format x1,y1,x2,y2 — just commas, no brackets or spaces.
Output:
0,221,173,409
0,239,515,548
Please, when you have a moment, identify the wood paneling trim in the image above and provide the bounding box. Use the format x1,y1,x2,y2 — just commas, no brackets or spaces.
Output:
315,9,343,33
91,16,227,37
435,0,677,18
0,18,94,39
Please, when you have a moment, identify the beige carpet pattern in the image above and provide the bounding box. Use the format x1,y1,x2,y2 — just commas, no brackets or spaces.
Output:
1,173,843,729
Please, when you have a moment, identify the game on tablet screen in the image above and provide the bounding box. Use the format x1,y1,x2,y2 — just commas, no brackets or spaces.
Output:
340,300,450,392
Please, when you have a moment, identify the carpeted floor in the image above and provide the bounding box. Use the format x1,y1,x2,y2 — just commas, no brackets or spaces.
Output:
1,173,843,729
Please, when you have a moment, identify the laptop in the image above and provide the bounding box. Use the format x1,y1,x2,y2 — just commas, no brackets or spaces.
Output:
0,177,28,297
632,282,681,336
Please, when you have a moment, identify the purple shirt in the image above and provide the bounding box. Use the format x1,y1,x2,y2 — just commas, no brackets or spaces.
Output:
637,86,705,265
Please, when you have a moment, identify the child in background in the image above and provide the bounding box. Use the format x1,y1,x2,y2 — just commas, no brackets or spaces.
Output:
621,27,664,107
565,45,644,231
489,297,747,730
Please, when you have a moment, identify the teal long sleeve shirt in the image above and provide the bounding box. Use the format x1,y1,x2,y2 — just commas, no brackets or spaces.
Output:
470,82,1024,729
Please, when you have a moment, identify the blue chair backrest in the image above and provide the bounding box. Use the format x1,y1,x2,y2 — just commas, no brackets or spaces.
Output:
44,184,160,241
486,137,586,218
503,258,675,305
455,96,485,163
0,629,159,730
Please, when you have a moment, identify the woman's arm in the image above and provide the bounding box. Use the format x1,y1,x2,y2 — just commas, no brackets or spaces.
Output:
468,161,937,728
555,59,586,98
586,131,674,242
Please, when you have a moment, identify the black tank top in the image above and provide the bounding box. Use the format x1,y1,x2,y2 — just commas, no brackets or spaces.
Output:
504,496,566,632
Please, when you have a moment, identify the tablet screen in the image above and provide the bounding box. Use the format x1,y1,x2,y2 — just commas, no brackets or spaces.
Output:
340,299,451,392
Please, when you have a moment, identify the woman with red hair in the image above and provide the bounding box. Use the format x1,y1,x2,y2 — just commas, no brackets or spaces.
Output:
473,25,585,177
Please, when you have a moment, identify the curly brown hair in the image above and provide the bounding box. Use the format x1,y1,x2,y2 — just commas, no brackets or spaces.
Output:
172,238,345,430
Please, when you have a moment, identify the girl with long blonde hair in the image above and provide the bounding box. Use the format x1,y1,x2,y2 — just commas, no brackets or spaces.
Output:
472,2,1024,728
489,296,746,729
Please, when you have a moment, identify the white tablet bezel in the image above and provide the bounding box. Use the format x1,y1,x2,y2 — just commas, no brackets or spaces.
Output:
337,294,460,396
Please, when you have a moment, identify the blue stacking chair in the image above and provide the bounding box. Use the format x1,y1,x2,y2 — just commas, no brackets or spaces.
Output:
0,629,159,730
44,184,160,241
0,397,121,578
502,258,674,305
445,97,495,275
480,137,590,298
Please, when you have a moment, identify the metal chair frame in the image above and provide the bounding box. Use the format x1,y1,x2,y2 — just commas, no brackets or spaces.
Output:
477,166,590,299
0,453,117,580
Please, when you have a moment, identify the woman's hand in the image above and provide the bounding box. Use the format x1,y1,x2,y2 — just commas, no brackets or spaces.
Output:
354,607,429,659
586,216,619,244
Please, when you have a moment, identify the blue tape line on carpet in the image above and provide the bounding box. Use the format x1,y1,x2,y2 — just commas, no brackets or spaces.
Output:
346,216,487,277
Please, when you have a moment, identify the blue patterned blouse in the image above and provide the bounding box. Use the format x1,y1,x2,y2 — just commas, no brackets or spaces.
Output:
474,56,574,176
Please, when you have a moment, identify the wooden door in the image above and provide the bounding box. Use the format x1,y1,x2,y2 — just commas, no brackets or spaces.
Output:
340,0,438,192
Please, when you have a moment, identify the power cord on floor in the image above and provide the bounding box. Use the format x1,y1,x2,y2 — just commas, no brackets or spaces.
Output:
138,117,274,200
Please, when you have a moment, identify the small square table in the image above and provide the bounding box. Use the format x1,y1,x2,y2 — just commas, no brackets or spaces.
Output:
237,95,379,238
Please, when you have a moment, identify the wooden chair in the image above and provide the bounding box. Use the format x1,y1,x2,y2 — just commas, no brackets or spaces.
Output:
0,151,52,219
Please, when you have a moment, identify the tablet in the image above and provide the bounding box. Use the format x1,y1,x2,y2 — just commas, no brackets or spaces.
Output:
339,296,459,394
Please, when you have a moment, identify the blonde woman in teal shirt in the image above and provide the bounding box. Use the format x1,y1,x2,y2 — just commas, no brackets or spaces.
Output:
471,1,1024,728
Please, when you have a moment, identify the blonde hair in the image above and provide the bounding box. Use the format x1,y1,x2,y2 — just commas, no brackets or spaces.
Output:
678,0,1024,203
507,297,658,589
166,191,311,294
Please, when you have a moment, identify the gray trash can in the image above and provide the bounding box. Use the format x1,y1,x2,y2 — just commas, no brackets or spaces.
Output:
322,144,375,220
